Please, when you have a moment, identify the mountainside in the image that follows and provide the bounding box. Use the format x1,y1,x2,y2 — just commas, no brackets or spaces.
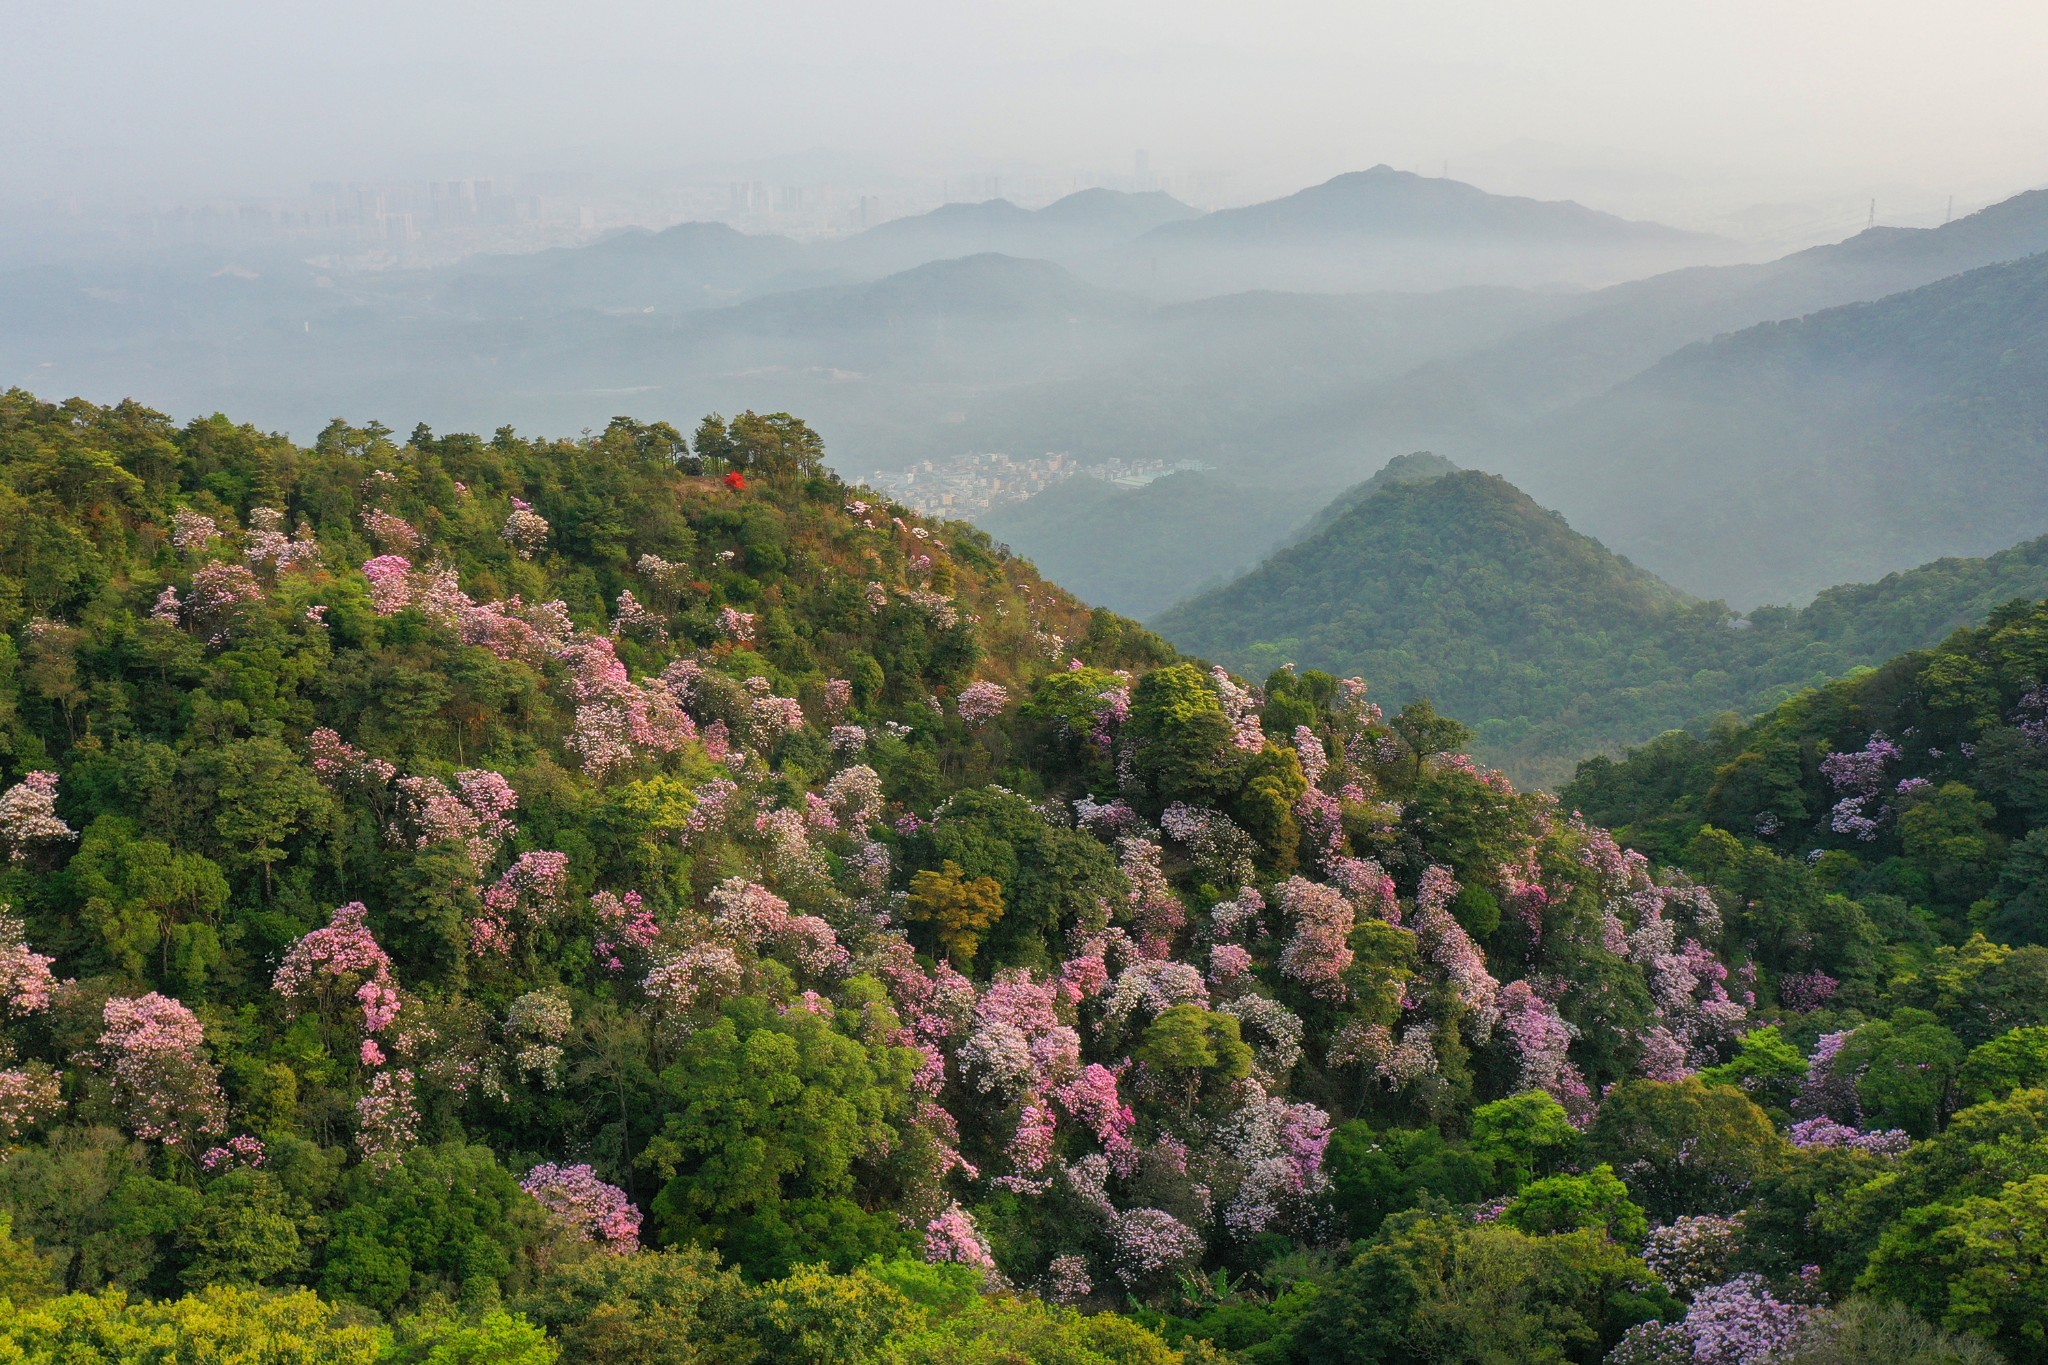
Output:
820,188,1199,278
1513,247,2048,606
1108,165,1733,296
1563,594,2048,951
1154,469,2048,787
0,389,2045,1361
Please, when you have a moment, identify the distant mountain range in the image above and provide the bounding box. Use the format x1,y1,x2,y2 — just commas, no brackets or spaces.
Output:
9,170,2048,621
1152,462,2048,787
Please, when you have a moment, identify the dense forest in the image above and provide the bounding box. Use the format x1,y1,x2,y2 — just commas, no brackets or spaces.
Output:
1156,467,2048,787
0,389,2042,1362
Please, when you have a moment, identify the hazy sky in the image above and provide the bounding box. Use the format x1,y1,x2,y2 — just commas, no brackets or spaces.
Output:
7,0,2047,215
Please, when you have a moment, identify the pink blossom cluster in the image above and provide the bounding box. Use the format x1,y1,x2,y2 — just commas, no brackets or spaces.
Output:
1220,995,1305,1082
748,691,807,743
561,638,696,778
170,507,220,551
1109,1207,1203,1285
822,677,853,714
1412,867,1499,1025
636,553,693,591
822,765,883,829
925,1203,997,1270
1211,668,1266,751
0,1064,62,1140
94,993,227,1150
828,724,867,754
707,877,848,977
609,590,667,642
1055,1063,1137,1170
354,1067,419,1166
716,606,756,642
243,510,322,574
1293,726,1328,785
1496,980,1590,1117
273,901,401,1039
184,562,264,639
474,850,572,953
0,912,55,1019
1209,942,1255,986
1328,857,1399,918
1043,1253,1093,1303
1100,960,1209,1034
362,555,415,614
1073,796,1139,837
1295,788,1345,869
1680,1274,1813,1365
500,499,550,558
0,772,76,864
1643,1213,1744,1294
1627,900,1748,1069
392,769,519,872
1785,1117,1911,1155
1159,803,1256,885
523,1163,642,1249
149,585,182,624
898,589,959,629
1777,970,1838,1012
1821,732,1903,841
1003,1102,1059,1179
1209,887,1267,941
1276,877,1355,1001
1218,1090,1333,1237
200,1134,268,1172
593,890,659,971
359,508,420,552
643,943,745,1023
955,680,1009,727
308,728,397,791
957,970,1080,1098
1118,836,1186,956
1792,1031,1858,1120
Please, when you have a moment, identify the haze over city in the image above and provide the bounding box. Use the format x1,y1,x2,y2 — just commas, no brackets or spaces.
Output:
8,0,2048,255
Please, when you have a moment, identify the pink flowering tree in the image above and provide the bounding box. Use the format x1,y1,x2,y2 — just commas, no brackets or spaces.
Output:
955,681,1009,727
273,901,400,1049
91,993,227,1151
1109,1207,1203,1289
362,555,414,614
500,499,550,558
354,1067,419,1167
925,1202,997,1271
1276,877,1354,1001
0,772,77,864
522,1162,642,1250
0,912,57,1018
0,1064,63,1142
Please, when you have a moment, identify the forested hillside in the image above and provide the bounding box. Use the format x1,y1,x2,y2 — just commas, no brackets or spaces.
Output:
0,389,2044,1363
1156,467,2048,786
1513,247,2048,605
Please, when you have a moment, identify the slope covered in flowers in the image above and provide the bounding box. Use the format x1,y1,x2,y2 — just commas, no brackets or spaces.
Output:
0,387,2037,1364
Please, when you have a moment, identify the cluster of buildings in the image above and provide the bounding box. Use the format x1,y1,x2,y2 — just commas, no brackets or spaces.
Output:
863,452,1210,518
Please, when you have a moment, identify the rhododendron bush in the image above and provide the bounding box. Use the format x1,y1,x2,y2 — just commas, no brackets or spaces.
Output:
0,391,2017,1362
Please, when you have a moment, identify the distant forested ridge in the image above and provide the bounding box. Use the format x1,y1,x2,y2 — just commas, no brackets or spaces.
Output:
1155,466,2048,786
0,389,2045,1363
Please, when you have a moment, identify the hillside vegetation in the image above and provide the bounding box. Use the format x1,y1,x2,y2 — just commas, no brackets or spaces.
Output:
1154,468,2048,787
0,390,2043,1363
